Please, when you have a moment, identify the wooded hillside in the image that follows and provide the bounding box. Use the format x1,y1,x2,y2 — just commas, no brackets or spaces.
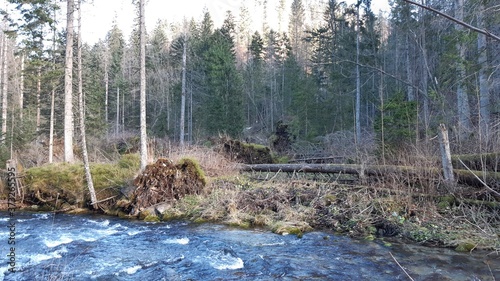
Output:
0,0,498,168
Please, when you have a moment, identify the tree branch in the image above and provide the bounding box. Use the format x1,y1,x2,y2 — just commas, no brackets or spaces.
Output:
403,0,500,42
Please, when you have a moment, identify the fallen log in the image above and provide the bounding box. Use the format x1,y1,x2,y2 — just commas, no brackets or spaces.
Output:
241,164,500,189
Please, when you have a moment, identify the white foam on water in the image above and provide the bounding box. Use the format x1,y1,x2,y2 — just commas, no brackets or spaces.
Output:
16,233,30,239
86,219,110,227
34,213,51,219
127,230,143,236
258,241,286,246
29,247,67,264
163,237,189,245
205,251,244,270
210,256,244,270
0,217,9,221
44,236,73,248
123,265,142,274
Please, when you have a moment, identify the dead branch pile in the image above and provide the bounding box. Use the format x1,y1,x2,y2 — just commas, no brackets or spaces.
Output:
131,158,206,213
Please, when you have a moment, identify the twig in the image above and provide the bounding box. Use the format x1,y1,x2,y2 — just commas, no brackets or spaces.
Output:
458,159,500,197
90,195,117,205
403,0,500,42
389,252,414,281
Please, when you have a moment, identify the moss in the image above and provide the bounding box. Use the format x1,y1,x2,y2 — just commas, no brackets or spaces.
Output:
118,153,140,169
23,154,139,211
455,242,476,252
324,194,337,206
144,214,160,223
178,158,207,186
272,221,312,237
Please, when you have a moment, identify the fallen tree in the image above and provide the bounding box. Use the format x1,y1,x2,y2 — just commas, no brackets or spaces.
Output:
241,163,500,190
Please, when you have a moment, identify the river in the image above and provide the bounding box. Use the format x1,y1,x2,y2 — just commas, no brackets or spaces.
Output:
1,212,498,280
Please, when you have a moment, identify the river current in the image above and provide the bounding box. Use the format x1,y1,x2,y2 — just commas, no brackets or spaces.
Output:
1,212,498,280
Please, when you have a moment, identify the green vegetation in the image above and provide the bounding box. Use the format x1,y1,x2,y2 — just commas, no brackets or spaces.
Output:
23,154,140,210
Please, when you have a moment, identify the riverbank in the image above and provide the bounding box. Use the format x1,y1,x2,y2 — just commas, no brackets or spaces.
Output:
2,147,499,253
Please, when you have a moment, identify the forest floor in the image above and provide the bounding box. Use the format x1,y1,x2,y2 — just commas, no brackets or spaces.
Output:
1,145,499,254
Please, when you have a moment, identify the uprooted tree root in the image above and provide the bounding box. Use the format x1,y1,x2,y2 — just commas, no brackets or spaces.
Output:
129,158,206,216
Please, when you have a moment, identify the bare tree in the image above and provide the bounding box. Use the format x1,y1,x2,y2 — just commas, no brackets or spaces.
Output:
455,0,471,137
48,0,57,163
179,29,187,146
64,0,75,162
139,0,148,170
77,0,97,208
1,33,8,145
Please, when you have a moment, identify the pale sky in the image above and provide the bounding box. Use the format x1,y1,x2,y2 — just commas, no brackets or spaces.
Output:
1,0,390,45
81,0,390,44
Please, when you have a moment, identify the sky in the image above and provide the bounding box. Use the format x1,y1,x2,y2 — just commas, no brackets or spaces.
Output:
4,0,389,45
80,0,391,44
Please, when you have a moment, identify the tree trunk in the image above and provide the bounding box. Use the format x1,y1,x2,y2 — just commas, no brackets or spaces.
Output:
455,0,471,138
104,62,109,125
179,35,187,146
355,3,362,143
139,0,148,171
1,35,8,145
477,3,489,138
19,53,24,120
49,3,56,164
406,35,414,101
116,86,119,135
77,0,97,209
439,124,455,183
36,67,41,132
64,0,75,162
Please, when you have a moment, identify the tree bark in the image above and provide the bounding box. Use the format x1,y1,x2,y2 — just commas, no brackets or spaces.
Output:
1,35,8,145
455,0,471,138
355,3,362,143
64,0,75,162
77,0,97,209
439,124,455,183
36,67,41,132
179,34,187,146
139,0,148,171
477,3,489,137
49,1,57,163
19,53,24,120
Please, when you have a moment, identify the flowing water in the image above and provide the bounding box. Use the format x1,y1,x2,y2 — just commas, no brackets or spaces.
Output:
0,212,498,280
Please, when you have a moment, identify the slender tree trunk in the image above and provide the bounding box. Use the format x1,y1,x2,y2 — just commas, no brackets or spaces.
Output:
105,63,109,125
19,53,24,120
36,67,41,132
139,0,148,170
355,3,362,143
76,1,97,208
49,2,57,163
455,0,471,138
116,87,119,135
477,4,489,138
1,35,8,145
179,36,187,146
406,35,414,101
64,0,75,162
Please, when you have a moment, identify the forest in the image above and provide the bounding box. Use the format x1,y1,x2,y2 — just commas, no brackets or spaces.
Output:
0,0,499,250
0,0,498,164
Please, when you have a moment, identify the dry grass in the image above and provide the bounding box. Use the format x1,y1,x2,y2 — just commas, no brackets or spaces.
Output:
166,145,240,178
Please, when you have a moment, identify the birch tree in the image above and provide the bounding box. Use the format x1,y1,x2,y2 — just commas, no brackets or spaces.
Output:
179,30,187,146
455,0,471,137
64,0,75,162
77,0,97,208
139,0,147,170
1,33,8,145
